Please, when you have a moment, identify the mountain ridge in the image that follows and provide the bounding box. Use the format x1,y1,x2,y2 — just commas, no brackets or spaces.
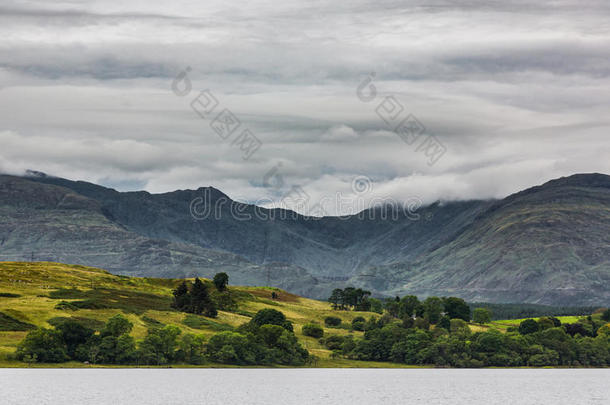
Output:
0,171,608,305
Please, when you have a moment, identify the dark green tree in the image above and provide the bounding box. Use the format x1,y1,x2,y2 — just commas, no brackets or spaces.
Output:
400,295,422,319
250,308,293,331
213,272,229,291
328,289,343,310
352,316,366,331
473,308,492,325
302,323,324,338
16,328,68,363
443,297,471,322
324,316,342,327
55,320,94,358
172,281,190,310
518,318,540,335
191,278,217,317
423,296,444,324
101,314,133,338
437,315,451,330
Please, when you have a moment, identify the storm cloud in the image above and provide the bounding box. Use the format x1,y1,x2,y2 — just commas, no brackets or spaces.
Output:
1,0,609,215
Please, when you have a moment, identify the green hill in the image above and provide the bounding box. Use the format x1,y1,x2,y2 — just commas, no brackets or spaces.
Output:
0,261,386,367
1,262,608,368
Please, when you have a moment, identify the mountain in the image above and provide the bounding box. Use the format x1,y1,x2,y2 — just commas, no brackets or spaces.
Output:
0,172,608,305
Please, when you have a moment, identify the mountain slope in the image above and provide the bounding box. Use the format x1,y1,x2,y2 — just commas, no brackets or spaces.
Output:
0,172,608,305
380,174,610,305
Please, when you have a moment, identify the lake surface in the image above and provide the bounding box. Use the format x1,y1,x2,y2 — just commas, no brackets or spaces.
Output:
1,369,608,404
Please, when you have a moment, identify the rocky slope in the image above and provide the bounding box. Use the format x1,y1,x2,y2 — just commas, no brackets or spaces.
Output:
0,172,608,305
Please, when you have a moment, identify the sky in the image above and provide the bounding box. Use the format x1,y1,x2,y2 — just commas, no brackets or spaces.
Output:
1,0,609,215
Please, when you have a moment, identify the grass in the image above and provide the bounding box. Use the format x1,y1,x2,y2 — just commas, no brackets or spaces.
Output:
1,261,591,368
0,261,377,367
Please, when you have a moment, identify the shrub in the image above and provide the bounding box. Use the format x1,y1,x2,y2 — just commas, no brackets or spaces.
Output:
16,328,68,363
302,323,324,338
352,316,366,331
473,308,492,324
324,316,342,327
519,319,540,335
250,309,293,331
323,335,345,351
0,312,36,331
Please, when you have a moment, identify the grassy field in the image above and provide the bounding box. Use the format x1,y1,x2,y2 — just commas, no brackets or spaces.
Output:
0,261,392,367
0,261,591,368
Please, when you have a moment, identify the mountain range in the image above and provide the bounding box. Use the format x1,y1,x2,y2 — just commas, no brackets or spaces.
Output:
0,171,608,305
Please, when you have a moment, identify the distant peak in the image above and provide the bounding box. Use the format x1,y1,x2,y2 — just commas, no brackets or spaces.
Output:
540,173,610,189
24,170,51,178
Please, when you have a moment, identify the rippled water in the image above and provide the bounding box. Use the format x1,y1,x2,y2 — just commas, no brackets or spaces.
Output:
1,368,608,404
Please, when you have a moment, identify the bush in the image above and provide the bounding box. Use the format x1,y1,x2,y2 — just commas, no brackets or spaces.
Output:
302,323,324,338
519,319,539,335
352,316,366,331
473,308,492,324
16,328,68,363
324,316,342,327
250,309,293,331
323,335,345,351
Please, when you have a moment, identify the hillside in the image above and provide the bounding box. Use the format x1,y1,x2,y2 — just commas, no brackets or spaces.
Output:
0,172,609,305
0,262,380,367
380,173,610,305
1,262,606,369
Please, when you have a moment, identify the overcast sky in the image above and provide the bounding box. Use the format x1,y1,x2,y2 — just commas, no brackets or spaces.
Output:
1,0,609,215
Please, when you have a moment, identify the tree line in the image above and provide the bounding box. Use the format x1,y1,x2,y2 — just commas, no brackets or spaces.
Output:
320,304,610,367
15,308,310,366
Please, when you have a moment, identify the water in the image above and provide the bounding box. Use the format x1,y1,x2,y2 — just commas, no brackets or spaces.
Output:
0,369,608,404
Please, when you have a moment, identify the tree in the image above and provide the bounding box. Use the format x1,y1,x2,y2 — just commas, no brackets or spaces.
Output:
206,331,256,365
55,320,94,358
302,323,324,338
602,309,610,322
139,326,182,365
473,308,492,325
400,295,421,319
443,297,471,322
16,328,68,363
352,316,366,331
213,272,229,291
178,333,206,365
250,308,293,331
172,281,190,310
324,316,342,327
328,289,343,310
518,319,540,335
438,315,451,331
101,314,133,338
191,278,217,317
368,298,384,314
423,296,443,324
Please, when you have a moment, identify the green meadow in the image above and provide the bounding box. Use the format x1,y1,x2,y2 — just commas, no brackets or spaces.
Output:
0,262,380,367
0,262,604,368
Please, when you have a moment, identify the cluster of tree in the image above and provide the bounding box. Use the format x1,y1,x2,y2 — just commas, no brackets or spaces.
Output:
328,288,372,311
172,273,234,318
16,308,310,366
302,323,324,338
207,309,309,366
467,302,598,320
320,312,610,367
15,314,207,365
382,295,471,323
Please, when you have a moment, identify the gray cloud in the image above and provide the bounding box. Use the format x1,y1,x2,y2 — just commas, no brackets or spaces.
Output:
0,0,609,215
